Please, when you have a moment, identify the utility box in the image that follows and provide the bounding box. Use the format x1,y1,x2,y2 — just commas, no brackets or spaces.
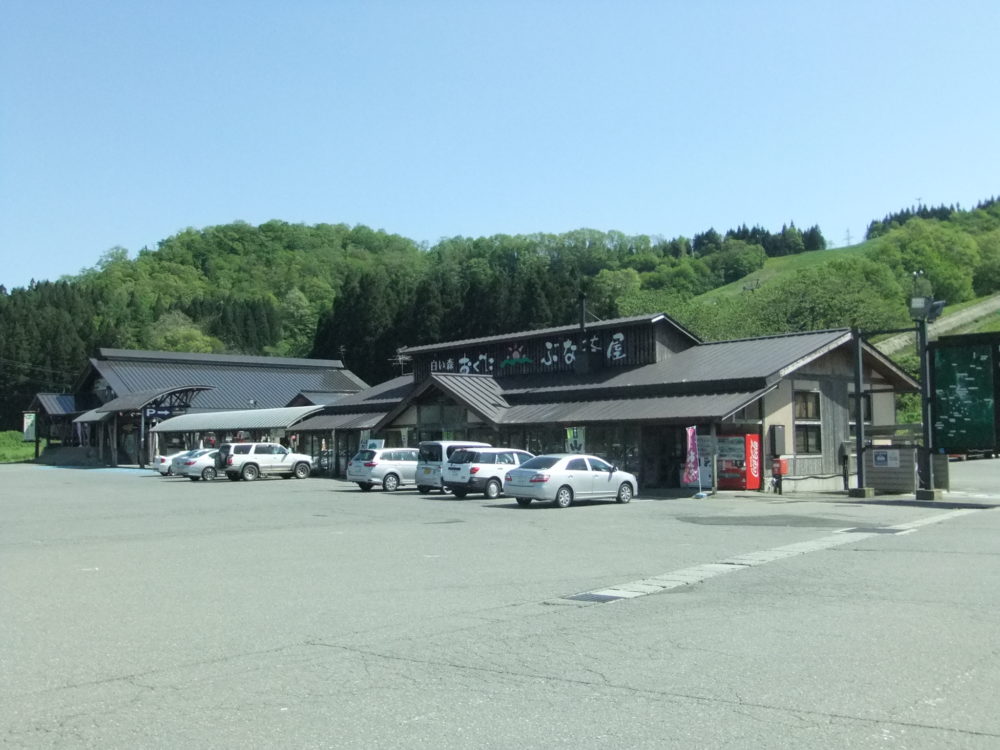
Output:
768,424,786,457
865,446,949,493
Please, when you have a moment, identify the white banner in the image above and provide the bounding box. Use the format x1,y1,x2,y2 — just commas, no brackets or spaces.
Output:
23,412,37,442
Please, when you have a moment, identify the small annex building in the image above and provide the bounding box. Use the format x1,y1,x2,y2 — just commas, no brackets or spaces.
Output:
28,348,367,467
296,312,918,492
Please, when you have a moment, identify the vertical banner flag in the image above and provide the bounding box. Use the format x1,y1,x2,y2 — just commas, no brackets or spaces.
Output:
682,426,700,485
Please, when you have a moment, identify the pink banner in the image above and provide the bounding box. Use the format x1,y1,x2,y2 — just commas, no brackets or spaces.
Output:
682,426,700,485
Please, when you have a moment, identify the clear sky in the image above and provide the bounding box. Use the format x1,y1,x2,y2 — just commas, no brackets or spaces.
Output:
2,1,997,290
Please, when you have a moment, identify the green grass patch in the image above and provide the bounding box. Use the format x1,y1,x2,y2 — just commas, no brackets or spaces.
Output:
0,431,44,463
698,243,871,301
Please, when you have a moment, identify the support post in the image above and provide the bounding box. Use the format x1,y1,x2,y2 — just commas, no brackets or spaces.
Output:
848,328,874,498
710,422,718,495
916,317,940,500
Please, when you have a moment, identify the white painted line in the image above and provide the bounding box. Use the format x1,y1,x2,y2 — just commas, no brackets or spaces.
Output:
888,508,982,531
566,509,986,604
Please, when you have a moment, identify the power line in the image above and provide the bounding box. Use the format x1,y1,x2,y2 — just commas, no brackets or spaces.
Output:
0,356,78,378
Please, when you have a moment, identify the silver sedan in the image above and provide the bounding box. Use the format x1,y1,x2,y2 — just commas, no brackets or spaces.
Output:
503,453,637,508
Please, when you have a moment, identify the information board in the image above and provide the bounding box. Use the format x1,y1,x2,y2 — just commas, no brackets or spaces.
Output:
931,340,998,452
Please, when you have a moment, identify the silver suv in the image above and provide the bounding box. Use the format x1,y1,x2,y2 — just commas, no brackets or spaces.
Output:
346,447,419,491
221,442,312,481
445,447,535,499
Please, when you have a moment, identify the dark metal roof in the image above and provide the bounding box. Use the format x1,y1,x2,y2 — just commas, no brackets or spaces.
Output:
495,329,855,399
500,389,773,425
398,312,701,355
430,373,510,423
289,391,355,406
150,405,325,433
322,375,416,410
98,348,348,370
74,407,112,424
96,386,214,412
32,393,79,416
295,411,387,431
88,349,367,411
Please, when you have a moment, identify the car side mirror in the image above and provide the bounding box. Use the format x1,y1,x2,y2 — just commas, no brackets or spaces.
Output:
611,465,619,473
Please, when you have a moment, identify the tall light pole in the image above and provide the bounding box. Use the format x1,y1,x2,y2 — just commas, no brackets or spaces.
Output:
909,271,945,500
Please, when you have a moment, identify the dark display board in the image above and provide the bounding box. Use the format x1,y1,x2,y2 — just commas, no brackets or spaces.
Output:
931,338,999,452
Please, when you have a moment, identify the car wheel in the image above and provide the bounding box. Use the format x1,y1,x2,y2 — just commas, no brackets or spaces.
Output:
383,473,400,492
516,497,532,507
293,462,310,479
358,483,373,492
484,479,502,500
202,467,217,481
554,486,573,508
241,464,259,481
417,485,432,494
452,489,467,498
615,483,633,503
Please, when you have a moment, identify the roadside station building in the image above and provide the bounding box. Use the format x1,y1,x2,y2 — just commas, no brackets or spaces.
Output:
300,312,918,492
31,312,918,492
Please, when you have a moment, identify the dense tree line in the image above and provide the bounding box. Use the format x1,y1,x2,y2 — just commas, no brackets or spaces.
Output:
2,203,999,429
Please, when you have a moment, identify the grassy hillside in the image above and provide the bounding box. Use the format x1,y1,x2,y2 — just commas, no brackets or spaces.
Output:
697,242,871,301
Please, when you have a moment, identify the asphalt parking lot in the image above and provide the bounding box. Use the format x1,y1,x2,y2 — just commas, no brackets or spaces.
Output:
3,463,1000,749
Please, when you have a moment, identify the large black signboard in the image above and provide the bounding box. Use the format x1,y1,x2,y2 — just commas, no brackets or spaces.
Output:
931,334,1000,452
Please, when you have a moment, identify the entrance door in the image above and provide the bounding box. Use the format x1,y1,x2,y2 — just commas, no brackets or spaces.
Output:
640,426,685,488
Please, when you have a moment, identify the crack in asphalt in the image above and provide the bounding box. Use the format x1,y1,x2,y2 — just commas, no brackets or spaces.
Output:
303,639,1000,740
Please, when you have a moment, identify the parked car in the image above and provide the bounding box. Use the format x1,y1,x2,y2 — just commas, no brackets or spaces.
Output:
444,447,535,499
503,454,638,508
416,440,491,493
221,442,313,481
179,450,221,481
155,449,192,475
346,447,419,491
170,448,214,476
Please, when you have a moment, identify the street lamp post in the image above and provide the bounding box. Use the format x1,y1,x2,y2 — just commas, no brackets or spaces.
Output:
909,272,945,500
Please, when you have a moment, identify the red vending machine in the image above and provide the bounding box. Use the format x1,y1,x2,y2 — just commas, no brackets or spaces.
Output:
716,434,761,490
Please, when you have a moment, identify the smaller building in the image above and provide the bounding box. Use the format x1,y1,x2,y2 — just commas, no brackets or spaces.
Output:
29,348,367,466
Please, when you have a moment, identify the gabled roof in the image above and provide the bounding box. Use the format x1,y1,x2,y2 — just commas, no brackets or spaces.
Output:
287,391,355,407
499,388,775,425
397,312,701,355
31,393,80,416
81,348,368,411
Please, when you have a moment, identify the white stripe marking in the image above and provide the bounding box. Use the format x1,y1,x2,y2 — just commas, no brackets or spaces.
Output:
566,508,986,603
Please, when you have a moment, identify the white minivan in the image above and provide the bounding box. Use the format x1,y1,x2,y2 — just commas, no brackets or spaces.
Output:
415,440,490,493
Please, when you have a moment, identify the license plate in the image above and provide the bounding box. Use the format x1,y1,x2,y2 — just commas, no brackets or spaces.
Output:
423,467,432,475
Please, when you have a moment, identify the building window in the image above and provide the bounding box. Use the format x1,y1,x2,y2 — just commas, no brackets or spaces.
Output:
795,425,822,454
793,391,822,454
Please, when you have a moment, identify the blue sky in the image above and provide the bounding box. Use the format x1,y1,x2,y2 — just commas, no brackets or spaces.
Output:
2,1,997,290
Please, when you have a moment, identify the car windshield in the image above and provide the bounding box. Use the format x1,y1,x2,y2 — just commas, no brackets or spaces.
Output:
519,456,560,470
449,450,476,464
353,450,376,462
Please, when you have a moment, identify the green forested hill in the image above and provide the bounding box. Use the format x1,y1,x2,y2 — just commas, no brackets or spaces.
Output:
2,200,999,429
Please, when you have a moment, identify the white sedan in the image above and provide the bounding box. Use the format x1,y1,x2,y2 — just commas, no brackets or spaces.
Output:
154,450,193,475
178,450,221,481
503,454,637,508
